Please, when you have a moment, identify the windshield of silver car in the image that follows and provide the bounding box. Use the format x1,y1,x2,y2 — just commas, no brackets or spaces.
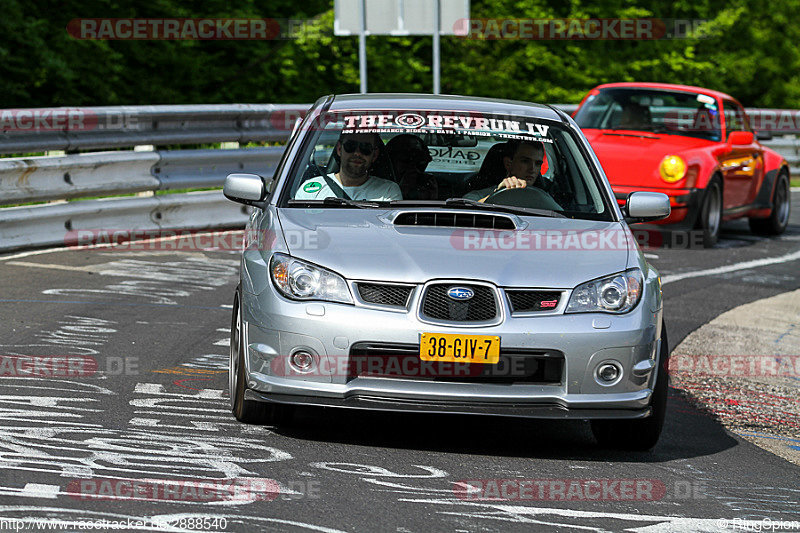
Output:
279,110,612,220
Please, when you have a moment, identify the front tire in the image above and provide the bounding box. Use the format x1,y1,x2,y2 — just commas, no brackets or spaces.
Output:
697,178,722,248
590,324,669,451
230,287,292,425
749,170,790,235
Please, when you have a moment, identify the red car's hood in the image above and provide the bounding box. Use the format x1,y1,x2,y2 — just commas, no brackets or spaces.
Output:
583,129,715,186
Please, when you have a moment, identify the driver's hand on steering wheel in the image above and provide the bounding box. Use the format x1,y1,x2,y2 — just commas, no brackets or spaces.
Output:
496,176,528,191
478,175,528,202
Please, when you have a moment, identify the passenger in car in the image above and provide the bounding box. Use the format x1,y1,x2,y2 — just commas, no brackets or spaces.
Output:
617,102,652,130
295,132,402,201
385,134,438,200
464,140,545,202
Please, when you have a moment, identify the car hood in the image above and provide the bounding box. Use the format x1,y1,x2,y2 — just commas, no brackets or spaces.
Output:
583,129,714,186
275,208,632,288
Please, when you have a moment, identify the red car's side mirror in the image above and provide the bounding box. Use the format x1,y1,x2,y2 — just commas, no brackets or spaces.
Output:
728,131,754,146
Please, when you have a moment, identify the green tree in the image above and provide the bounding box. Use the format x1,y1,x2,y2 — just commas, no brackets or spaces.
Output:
2,0,800,108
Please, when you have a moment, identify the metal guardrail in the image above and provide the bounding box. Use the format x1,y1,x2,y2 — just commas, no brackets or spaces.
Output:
1,102,798,253
761,137,800,175
5,103,798,155
0,104,306,155
0,147,284,206
0,146,285,252
0,191,250,252
155,147,285,190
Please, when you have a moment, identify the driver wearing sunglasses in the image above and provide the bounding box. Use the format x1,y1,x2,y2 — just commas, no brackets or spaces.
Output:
295,133,402,201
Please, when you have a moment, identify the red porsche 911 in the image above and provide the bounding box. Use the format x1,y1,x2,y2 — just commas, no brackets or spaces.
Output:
574,82,791,247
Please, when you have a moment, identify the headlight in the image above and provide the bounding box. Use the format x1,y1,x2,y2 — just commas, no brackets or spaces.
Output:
566,269,643,314
659,155,686,183
270,253,352,304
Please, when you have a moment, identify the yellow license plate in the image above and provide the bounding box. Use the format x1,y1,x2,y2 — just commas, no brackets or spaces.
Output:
419,333,501,364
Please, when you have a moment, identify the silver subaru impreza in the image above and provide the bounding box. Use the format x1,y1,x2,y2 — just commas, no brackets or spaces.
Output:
224,94,671,450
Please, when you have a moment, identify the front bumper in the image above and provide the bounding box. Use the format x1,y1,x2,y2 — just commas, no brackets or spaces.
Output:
240,270,664,420
245,389,652,419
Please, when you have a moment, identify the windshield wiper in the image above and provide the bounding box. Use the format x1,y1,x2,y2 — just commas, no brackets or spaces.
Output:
442,198,566,218
287,198,384,209
649,126,678,135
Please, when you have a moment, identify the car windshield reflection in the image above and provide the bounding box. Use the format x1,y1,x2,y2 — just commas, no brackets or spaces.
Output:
280,110,612,221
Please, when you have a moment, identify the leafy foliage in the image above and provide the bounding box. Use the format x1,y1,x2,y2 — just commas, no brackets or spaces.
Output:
2,0,799,107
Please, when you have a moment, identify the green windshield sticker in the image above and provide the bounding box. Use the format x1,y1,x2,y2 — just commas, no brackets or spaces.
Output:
303,182,322,193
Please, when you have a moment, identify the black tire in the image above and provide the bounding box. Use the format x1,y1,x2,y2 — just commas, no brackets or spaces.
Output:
749,170,791,235
230,287,292,425
697,178,722,248
590,324,669,451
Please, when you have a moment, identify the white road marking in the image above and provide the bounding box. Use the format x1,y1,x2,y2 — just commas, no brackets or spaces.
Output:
0,230,245,262
0,483,61,499
197,389,225,399
0,248,93,262
128,417,241,432
128,417,159,427
134,383,167,394
399,498,765,532
21,483,60,499
6,261,94,271
310,462,448,478
661,249,800,285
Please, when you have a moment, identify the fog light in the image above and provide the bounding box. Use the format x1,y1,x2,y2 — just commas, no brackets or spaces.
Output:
596,362,622,385
290,351,315,372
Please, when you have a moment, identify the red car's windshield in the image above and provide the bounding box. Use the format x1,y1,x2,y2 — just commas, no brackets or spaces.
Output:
574,88,722,142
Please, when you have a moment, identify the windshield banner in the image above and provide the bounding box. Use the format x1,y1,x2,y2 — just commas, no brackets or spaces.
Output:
341,112,554,142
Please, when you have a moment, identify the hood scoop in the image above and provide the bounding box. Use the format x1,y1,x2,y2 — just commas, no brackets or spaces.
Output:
392,211,517,230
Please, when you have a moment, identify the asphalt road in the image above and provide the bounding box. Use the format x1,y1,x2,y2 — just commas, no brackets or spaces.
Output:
0,193,798,533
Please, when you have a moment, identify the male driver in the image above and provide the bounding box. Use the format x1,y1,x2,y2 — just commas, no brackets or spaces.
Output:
295,132,402,201
617,102,652,130
464,139,545,202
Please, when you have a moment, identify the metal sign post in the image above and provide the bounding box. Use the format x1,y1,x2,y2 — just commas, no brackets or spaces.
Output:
432,0,440,94
359,0,367,93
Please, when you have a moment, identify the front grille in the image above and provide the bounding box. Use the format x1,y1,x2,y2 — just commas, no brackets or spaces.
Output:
506,290,562,313
393,211,516,230
348,342,563,384
357,283,413,307
421,284,497,322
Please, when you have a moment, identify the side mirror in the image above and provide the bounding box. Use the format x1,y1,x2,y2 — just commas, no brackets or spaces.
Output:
728,131,754,146
624,192,670,224
755,130,773,141
223,173,272,206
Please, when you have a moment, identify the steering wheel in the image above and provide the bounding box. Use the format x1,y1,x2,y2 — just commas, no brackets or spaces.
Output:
484,186,563,211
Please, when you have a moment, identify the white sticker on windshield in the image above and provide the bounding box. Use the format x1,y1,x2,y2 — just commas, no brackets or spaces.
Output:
340,113,554,142
696,94,715,105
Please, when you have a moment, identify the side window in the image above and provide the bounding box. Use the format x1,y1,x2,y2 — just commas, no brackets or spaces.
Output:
723,100,749,138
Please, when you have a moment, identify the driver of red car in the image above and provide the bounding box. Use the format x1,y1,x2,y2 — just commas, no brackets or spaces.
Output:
464,140,545,202
617,102,652,130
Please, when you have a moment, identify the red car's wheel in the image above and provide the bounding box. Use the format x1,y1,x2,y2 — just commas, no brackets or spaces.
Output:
749,170,790,235
697,177,722,248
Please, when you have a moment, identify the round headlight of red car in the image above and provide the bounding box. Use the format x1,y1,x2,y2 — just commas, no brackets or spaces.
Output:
659,155,686,183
